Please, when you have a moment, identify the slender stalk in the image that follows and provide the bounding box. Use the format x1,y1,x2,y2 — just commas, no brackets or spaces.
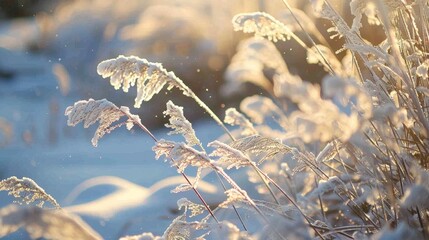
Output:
375,0,429,136
176,81,235,141
246,163,325,238
416,207,427,238
251,164,280,204
214,171,248,231
122,110,219,223
194,142,248,231
280,0,337,75
176,78,282,206
213,167,288,240
315,177,327,223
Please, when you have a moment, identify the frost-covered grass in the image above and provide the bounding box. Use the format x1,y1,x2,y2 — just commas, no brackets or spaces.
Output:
2,0,429,239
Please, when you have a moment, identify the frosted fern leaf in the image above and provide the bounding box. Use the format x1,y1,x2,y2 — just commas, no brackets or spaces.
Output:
230,135,292,164
0,204,102,240
232,12,292,42
164,100,201,147
0,176,59,208
65,98,139,147
208,140,252,169
97,55,185,108
177,198,206,217
153,139,212,173
224,108,257,136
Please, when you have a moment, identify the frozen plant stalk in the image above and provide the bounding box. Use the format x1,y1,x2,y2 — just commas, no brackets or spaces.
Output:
97,55,234,140
65,98,140,147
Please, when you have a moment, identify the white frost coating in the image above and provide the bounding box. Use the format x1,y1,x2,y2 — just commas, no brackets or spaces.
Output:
232,12,292,42
416,60,429,79
177,198,205,217
65,99,139,147
401,185,429,209
240,95,284,124
0,204,102,240
152,139,212,173
208,140,251,169
350,0,380,32
224,108,257,136
223,37,287,96
164,101,200,147
322,75,373,119
97,55,184,108
273,73,366,142
309,176,348,197
0,177,59,208
315,141,337,163
219,189,247,208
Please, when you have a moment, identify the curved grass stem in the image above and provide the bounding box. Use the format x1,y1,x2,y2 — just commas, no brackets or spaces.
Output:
121,110,219,223
176,81,236,141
